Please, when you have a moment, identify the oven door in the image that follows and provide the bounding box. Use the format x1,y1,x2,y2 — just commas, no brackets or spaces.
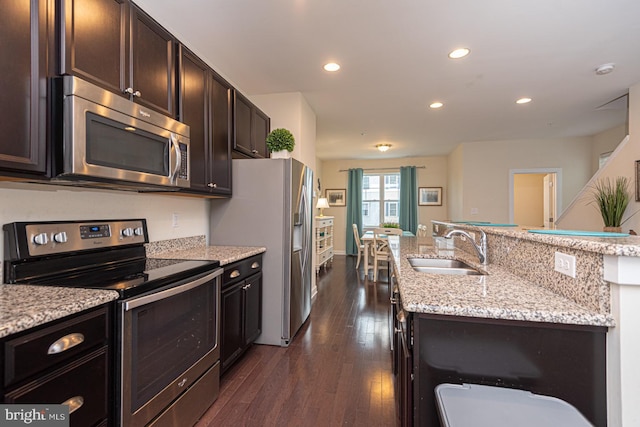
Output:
120,268,222,427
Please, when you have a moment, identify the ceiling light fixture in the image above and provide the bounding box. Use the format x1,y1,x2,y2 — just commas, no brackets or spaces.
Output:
323,62,340,72
448,48,470,59
516,97,532,104
595,63,615,75
430,102,444,109
376,144,391,152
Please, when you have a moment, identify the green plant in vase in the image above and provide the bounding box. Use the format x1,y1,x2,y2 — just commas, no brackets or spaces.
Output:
589,176,630,232
266,128,295,158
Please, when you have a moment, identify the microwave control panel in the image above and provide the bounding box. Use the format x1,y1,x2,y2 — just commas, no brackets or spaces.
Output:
179,143,188,180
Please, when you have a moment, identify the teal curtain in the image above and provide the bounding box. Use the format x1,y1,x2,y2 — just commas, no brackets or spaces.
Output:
399,166,418,235
345,168,363,255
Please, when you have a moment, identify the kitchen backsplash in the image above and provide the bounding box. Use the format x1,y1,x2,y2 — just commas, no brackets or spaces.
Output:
145,235,206,256
431,222,609,314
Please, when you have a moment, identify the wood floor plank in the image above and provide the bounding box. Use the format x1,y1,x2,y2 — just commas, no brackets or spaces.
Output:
196,255,398,426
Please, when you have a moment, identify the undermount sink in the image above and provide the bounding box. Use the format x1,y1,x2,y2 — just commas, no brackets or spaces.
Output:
407,257,486,276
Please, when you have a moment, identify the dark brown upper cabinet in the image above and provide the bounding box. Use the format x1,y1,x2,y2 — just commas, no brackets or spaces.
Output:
178,46,232,196
60,0,176,118
233,91,270,158
0,0,50,175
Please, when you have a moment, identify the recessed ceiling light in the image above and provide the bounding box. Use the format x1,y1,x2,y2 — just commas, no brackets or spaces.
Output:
323,62,340,72
448,48,470,59
376,144,391,152
516,97,532,104
430,102,444,109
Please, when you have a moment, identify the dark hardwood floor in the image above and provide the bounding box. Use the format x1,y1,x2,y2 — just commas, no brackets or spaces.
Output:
197,255,398,426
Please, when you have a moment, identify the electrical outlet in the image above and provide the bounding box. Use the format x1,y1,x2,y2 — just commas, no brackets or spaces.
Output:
470,208,479,215
554,251,576,278
172,213,179,228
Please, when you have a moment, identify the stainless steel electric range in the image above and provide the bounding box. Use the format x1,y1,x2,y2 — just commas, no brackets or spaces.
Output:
3,219,222,427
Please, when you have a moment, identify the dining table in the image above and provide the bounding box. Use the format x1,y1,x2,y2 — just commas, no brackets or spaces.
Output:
361,230,415,274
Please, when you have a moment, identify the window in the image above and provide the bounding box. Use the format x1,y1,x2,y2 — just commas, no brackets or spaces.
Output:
362,172,400,228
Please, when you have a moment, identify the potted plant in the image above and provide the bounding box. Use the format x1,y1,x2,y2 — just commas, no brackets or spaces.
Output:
589,176,631,232
266,128,295,159
381,222,400,228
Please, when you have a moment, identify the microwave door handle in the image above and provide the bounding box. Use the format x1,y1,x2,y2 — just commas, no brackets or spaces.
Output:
170,134,181,184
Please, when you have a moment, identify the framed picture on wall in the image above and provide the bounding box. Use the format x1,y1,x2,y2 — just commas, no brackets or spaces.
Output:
326,189,346,206
418,187,442,206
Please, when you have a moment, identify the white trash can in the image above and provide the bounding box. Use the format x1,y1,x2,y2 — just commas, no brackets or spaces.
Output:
435,383,593,427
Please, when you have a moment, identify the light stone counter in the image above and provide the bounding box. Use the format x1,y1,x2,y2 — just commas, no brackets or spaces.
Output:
0,284,118,338
390,235,614,327
145,235,265,266
150,245,266,266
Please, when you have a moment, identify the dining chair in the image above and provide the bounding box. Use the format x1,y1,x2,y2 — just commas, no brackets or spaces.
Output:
372,228,393,282
352,224,365,269
417,224,428,237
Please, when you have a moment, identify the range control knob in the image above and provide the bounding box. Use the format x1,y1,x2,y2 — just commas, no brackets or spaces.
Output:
33,233,48,246
53,232,68,244
121,227,134,237
134,227,144,236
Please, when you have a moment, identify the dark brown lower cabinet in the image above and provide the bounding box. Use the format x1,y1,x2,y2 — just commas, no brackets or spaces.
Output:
221,255,263,374
394,312,607,427
2,305,112,427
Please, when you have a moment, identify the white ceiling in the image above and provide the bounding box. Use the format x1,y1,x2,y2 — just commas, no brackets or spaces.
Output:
134,0,640,160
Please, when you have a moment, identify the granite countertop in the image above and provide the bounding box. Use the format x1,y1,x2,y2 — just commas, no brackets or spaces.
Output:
150,245,266,266
0,285,119,338
390,236,615,327
433,221,640,257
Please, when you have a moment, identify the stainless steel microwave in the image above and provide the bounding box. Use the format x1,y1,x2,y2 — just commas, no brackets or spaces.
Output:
55,76,190,190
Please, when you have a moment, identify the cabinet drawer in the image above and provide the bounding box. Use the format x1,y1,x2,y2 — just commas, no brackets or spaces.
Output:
317,218,333,228
5,347,109,427
223,254,263,287
318,248,333,263
4,306,109,387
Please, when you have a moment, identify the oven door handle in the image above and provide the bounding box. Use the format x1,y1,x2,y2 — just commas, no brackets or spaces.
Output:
124,268,222,311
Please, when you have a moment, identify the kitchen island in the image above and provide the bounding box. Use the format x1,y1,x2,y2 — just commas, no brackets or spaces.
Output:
389,222,640,427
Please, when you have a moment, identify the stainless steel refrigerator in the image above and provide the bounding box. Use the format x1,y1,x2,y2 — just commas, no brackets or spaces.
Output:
209,158,313,347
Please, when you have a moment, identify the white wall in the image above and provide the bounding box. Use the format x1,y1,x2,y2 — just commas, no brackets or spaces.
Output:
449,137,593,223
319,156,448,253
447,145,464,221
591,124,627,175
251,92,317,174
513,174,545,227
557,84,640,233
0,182,209,277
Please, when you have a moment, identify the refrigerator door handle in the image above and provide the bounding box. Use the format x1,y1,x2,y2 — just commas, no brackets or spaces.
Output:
300,185,309,273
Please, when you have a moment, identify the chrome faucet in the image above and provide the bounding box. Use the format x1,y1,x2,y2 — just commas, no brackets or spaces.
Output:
444,229,487,265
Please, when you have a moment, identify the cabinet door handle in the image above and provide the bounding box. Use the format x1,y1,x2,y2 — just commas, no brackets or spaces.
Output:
230,270,240,278
251,262,260,269
251,149,258,154
245,283,252,290
123,87,141,97
48,333,85,354
62,396,84,414
207,183,217,188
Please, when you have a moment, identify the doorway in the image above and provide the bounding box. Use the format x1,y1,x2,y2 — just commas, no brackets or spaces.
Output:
509,169,561,227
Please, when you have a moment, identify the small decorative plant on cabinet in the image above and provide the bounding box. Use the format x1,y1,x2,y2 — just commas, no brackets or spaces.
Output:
266,128,295,159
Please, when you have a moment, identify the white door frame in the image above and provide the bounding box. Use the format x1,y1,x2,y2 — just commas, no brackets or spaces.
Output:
509,168,562,225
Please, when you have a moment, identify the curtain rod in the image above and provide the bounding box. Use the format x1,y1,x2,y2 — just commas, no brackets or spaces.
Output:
338,166,426,172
